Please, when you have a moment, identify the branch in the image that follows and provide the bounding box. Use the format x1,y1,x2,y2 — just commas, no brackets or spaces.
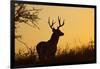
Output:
16,38,30,51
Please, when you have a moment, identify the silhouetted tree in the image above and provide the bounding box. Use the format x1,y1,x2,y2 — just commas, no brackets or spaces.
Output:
15,3,41,48
15,3,40,30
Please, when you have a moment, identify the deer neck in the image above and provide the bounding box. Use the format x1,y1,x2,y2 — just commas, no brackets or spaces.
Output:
48,33,59,46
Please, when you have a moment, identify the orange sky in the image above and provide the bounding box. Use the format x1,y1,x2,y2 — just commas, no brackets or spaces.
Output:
15,4,94,53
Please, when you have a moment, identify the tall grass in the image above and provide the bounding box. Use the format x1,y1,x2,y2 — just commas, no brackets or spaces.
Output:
15,46,38,67
15,40,95,68
55,42,95,64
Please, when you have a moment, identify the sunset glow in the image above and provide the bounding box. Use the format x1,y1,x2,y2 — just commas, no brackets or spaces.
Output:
15,4,94,53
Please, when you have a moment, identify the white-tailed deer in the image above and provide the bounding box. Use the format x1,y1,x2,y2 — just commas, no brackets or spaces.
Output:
36,16,64,62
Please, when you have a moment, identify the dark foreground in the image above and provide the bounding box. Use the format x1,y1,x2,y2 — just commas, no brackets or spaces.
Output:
14,44,96,68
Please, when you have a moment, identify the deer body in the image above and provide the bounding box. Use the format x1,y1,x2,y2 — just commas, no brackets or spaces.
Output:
36,16,64,62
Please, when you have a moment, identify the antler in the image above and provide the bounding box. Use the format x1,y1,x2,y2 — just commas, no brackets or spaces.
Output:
57,16,64,29
48,17,56,29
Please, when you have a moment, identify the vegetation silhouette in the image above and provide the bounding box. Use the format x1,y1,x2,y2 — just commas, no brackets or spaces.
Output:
15,4,41,51
15,40,95,68
15,3,41,30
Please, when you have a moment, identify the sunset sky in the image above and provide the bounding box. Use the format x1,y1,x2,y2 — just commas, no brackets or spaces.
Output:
15,4,94,53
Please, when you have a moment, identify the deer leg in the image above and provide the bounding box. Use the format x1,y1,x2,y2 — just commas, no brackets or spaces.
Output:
38,53,46,64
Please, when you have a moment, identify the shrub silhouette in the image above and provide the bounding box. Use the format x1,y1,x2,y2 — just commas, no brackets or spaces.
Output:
15,41,95,68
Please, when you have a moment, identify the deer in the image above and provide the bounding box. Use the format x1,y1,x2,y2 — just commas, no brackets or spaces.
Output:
36,16,64,63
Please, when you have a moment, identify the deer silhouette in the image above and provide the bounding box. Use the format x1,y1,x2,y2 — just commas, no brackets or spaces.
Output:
36,16,64,63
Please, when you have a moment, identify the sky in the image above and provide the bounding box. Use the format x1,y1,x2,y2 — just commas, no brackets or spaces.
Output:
15,4,94,53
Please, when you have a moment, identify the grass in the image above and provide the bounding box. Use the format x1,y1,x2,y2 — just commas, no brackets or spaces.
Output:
15,41,95,68
55,44,95,64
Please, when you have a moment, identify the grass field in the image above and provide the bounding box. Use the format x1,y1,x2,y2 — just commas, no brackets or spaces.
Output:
15,40,95,68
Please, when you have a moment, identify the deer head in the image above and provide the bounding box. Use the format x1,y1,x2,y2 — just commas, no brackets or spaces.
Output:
48,16,64,36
